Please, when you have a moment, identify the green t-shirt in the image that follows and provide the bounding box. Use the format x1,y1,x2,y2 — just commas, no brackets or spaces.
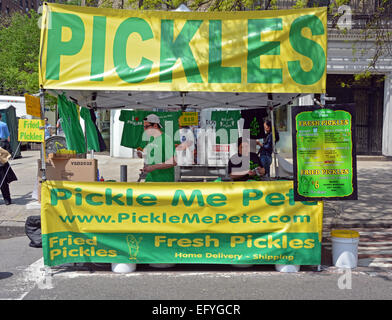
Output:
119,110,182,149
57,94,86,154
80,107,100,152
119,110,148,149
144,133,175,182
211,110,241,144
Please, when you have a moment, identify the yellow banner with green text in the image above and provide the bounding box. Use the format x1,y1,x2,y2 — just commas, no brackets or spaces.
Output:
41,180,323,266
39,3,327,93
18,119,44,142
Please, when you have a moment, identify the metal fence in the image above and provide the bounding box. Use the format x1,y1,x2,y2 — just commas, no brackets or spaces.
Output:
261,0,391,15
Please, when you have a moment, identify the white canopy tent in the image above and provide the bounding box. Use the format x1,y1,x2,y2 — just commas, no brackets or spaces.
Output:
51,90,302,111
52,89,301,174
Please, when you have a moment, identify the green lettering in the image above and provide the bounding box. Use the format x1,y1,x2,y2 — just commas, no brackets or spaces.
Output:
160,20,203,83
288,15,326,85
265,192,285,206
86,193,103,206
50,188,72,206
105,188,124,206
169,215,180,223
46,12,85,80
182,213,200,223
208,20,241,83
206,193,227,207
90,16,106,81
113,17,153,83
286,188,295,206
243,189,263,206
171,190,205,207
201,216,213,223
75,188,82,206
136,193,157,206
247,18,282,84
126,188,133,206
118,213,130,223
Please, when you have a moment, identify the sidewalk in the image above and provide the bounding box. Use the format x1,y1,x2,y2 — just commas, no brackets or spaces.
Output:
0,150,144,237
1,150,391,269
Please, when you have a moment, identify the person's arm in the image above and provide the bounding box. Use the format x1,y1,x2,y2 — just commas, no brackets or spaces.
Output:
143,156,176,172
255,166,265,176
230,170,250,180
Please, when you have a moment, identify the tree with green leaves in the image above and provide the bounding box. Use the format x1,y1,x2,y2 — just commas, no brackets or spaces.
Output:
0,10,41,96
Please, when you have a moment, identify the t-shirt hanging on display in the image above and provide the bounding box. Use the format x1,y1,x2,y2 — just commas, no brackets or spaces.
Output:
88,108,107,152
211,110,241,144
57,94,86,154
240,108,268,140
119,110,148,149
119,110,182,149
80,107,101,152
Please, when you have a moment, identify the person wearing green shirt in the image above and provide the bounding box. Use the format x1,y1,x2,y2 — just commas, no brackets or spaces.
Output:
138,114,176,269
138,114,176,183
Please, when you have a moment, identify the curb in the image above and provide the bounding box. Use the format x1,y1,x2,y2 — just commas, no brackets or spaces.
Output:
0,221,26,239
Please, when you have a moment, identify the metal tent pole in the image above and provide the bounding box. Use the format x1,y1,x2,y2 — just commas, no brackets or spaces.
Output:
39,88,46,182
268,103,277,178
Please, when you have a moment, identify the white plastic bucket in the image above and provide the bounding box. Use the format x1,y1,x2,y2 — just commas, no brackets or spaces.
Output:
331,230,360,268
275,264,300,273
111,263,137,273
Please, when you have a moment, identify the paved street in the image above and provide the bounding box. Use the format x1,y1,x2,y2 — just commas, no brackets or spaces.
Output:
1,236,392,300
0,150,392,300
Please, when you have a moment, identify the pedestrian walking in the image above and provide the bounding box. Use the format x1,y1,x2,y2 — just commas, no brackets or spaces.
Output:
0,114,17,205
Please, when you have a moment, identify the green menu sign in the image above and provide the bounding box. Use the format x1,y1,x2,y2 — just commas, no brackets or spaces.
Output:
292,105,358,201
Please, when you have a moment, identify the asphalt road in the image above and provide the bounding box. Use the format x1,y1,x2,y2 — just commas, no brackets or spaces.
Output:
1,235,392,301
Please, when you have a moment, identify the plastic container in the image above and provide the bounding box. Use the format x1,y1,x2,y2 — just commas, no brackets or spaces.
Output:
111,263,137,273
331,230,360,268
275,264,300,273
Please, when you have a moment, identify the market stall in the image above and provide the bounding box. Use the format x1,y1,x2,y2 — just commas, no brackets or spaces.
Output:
38,3,328,270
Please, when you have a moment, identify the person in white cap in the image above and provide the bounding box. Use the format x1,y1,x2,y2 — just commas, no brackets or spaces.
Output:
138,114,177,269
137,114,176,182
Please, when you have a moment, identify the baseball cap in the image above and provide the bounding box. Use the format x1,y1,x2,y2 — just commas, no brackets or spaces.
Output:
144,114,162,128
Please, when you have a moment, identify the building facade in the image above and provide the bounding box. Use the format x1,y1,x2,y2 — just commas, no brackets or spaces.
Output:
0,0,39,15
275,0,392,157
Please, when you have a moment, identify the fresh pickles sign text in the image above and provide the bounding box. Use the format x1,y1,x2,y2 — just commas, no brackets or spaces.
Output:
41,180,323,266
39,3,327,93
292,105,357,201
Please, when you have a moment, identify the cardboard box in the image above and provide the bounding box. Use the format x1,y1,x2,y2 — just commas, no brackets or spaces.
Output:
37,158,97,202
38,158,98,181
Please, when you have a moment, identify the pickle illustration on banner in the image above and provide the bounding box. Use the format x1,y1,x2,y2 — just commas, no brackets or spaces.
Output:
292,105,358,201
126,235,142,260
